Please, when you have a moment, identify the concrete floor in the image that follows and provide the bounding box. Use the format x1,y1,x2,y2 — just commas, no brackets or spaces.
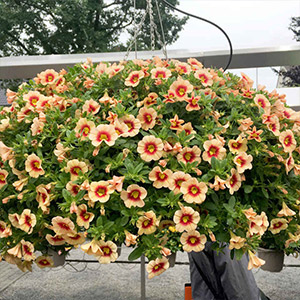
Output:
0,247,299,300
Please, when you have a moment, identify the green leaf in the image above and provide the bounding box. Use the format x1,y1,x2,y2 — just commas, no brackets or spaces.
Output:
244,185,253,194
261,188,269,199
128,247,144,261
228,196,236,208
235,248,245,260
62,189,72,201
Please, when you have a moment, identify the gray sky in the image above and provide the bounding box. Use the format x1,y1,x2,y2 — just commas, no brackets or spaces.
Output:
169,0,300,51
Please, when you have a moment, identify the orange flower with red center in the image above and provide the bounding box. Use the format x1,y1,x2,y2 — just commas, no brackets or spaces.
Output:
175,62,192,75
147,256,169,279
177,122,196,139
46,234,66,246
106,63,124,78
266,117,280,136
169,114,184,130
237,117,253,131
0,221,12,238
113,120,129,137
177,146,201,165
185,94,201,111
136,211,158,235
82,99,100,115
0,141,13,162
137,107,157,130
81,239,102,256
0,169,8,189
65,159,88,181
254,94,270,112
209,175,226,191
228,233,246,250
137,135,164,162
194,69,213,87
180,178,208,204
89,124,118,147
23,91,44,108
121,184,147,208
76,204,94,229
89,181,114,203
51,216,76,236
163,91,176,104
64,232,86,245
124,230,138,247
202,139,226,163
119,115,141,137
228,136,248,154
247,212,269,236
233,152,253,173
25,154,45,178
169,171,192,195
169,77,193,101
226,168,242,195
180,230,207,252
8,213,20,229
66,181,80,197
279,130,296,153
269,218,288,234
38,69,59,85
187,58,203,70
150,67,171,79
125,70,144,87
246,126,264,142
19,209,37,234
36,185,51,212
149,166,173,189
98,240,118,264
242,89,255,99
284,154,294,174
173,206,200,232
21,240,36,261
75,118,95,140
36,256,54,268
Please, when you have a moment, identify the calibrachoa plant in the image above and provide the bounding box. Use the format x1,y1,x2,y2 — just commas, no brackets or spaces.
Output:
1,56,300,276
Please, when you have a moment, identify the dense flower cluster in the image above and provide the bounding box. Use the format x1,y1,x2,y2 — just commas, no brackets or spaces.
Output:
1,56,300,277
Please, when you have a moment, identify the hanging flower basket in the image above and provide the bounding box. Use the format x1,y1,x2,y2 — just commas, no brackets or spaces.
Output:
257,247,284,272
168,252,176,268
1,57,300,278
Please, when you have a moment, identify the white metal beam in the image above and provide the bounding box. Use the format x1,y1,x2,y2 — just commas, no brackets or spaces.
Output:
0,45,300,79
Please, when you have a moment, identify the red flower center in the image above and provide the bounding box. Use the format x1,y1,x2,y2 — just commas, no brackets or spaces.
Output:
144,113,153,124
97,131,111,142
95,186,107,198
180,214,192,225
153,262,164,273
142,218,154,229
58,222,71,230
101,246,112,256
176,85,187,97
31,160,41,171
273,222,283,229
284,136,292,147
70,166,81,176
145,142,157,155
208,146,219,157
46,74,55,82
229,175,238,187
130,74,139,84
189,185,200,196
29,96,39,106
183,151,195,162
187,236,200,246
129,190,141,201
156,71,166,78
81,125,90,136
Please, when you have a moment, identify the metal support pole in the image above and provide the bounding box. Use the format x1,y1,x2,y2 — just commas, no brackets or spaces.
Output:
141,255,146,300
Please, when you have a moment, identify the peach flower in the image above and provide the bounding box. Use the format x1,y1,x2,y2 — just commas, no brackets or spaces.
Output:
149,166,173,189
136,211,158,235
46,234,66,246
150,67,171,80
76,204,94,229
147,256,169,279
125,70,144,87
279,130,296,153
124,230,138,247
194,69,213,87
180,230,207,252
38,69,59,85
180,178,208,204
169,76,193,101
64,159,88,181
202,139,226,163
173,206,200,232
137,135,164,162
35,256,54,268
19,209,36,234
233,152,253,173
119,115,141,137
269,218,288,234
121,184,147,208
82,99,100,115
177,146,201,165
25,154,45,178
277,202,296,217
228,233,246,250
89,181,114,203
137,107,157,130
169,171,192,195
228,136,248,154
226,168,242,195
51,216,76,236
0,169,8,189
89,124,118,147
247,250,265,270
75,118,95,140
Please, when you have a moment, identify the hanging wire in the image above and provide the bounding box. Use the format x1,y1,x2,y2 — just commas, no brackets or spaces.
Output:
154,0,168,59
133,0,137,59
147,0,156,53
159,0,233,71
